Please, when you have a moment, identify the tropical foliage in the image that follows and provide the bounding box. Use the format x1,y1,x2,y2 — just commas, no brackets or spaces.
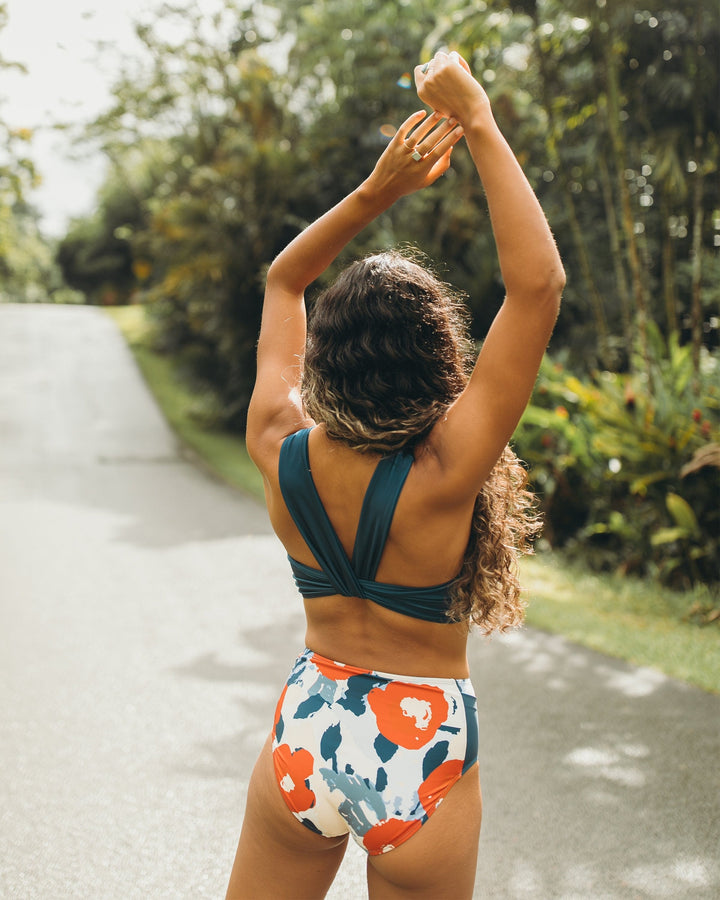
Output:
515,324,719,587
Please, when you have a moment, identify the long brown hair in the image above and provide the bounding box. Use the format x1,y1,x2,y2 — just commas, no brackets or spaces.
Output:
302,250,540,631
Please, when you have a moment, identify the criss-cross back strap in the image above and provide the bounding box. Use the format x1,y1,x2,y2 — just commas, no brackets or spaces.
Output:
278,428,363,598
351,450,413,581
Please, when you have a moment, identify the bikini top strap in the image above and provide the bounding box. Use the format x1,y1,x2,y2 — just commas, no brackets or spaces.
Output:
278,428,363,598
351,450,413,580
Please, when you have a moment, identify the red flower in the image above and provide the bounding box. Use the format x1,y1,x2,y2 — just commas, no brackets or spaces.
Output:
418,759,464,814
272,744,316,813
368,682,448,749
363,817,423,854
692,408,702,423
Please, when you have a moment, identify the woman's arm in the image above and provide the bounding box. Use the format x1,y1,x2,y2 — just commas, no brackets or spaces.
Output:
416,53,566,494
246,110,464,467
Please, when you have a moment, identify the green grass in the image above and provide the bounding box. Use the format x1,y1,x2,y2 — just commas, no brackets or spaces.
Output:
522,555,719,693
108,304,719,693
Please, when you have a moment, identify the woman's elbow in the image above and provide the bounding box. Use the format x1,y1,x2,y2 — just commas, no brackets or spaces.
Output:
520,264,565,315
548,263,566,311
265,256,304,298
532,258,565,313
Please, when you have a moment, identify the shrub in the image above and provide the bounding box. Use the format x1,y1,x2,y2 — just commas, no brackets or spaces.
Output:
515,326,719,590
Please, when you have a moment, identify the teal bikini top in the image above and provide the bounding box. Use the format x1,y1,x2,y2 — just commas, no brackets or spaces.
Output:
278,428,453,623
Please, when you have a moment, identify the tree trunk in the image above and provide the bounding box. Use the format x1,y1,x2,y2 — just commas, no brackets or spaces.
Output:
595,7,651,376
597,152,633,351
531,15,609,365
660,194,679,339
562,187,610,365
689,162,705,373
689,5,706,375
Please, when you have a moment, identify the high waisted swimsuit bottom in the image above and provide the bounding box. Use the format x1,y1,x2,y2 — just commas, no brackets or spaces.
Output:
271,648,479,856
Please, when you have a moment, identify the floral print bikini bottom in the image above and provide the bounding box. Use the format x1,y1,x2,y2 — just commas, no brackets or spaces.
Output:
271,648,479,856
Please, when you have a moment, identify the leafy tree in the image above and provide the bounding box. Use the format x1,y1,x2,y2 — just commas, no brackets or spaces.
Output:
0,4,33,202
69,1,315,425
56,195,137,305
0,2,57,302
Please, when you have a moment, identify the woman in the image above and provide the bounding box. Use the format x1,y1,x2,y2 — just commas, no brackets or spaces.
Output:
226,51,564,899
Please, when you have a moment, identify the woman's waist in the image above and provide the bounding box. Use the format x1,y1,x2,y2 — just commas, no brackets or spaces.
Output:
303,596,470,680
296,647,473,694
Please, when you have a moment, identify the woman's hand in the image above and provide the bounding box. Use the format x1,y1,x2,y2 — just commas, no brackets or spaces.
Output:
362,109,464,203
414,51,491,128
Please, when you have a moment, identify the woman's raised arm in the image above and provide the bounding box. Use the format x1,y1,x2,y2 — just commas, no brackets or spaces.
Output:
246,111,463,467
416,52,565,494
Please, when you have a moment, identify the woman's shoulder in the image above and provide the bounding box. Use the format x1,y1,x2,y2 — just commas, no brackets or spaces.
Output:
404,431,482,512
246,409,315,480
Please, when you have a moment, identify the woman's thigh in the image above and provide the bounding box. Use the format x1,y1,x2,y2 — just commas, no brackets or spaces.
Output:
366,763,482,900
225,735,349,900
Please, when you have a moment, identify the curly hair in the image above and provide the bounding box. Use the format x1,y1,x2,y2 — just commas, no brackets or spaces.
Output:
301,250,541,632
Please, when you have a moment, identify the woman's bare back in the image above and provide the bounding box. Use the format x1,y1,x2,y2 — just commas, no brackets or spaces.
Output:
265,425,474,676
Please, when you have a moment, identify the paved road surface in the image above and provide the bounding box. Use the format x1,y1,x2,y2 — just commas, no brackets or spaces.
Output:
1,304,718,899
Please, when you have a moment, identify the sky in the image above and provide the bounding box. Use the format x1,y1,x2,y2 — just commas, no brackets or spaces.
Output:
1,0,168,235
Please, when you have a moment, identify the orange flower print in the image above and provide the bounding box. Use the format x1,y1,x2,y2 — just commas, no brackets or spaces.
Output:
273,744,316,813
368,682,449,749
310,653,352,681
363,817,423,855
418,758,464,814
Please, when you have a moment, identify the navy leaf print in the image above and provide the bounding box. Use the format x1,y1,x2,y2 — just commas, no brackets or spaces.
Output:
320,722,342,771
294,693,326,719
375,766,388,793
374,733,398,763
422,740,449,781
337,674,376,716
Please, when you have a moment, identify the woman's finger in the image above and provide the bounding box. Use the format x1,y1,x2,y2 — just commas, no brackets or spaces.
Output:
412,117,461,158
404,111,444,148
423,124,464,165
449,50,472,74
397,109,430,145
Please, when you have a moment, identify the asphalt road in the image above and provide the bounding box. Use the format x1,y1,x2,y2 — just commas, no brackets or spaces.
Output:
1,303,718,900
